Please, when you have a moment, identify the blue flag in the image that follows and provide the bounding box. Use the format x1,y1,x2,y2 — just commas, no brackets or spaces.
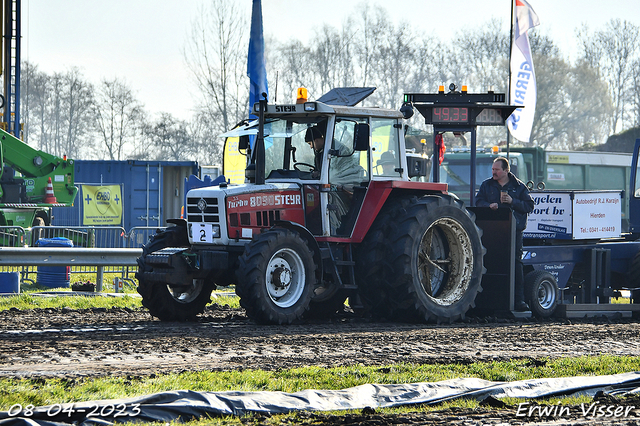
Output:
247,0,268,120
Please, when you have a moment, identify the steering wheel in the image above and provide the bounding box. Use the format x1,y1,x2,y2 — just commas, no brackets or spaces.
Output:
294,162,316,172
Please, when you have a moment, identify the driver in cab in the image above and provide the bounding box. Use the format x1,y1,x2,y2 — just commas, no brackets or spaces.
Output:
304,125,364,183
304,124,365,235
305,126,325,174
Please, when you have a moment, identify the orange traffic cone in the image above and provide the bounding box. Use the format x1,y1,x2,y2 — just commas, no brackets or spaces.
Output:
43,177,57,203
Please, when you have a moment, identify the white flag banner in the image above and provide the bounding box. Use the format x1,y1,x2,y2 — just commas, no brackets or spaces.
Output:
508,0,540,143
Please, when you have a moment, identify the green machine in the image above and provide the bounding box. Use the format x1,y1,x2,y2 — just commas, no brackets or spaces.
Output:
0,128,77,229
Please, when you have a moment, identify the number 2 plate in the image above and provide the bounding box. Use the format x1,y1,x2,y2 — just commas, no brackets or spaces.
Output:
194,223,214,243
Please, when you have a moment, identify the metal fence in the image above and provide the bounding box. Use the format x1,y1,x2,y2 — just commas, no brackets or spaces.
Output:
31,226,127,248
0,225,166,291
0,247,142,291
0,226,27,247
127,226,165,248
15,225,167,249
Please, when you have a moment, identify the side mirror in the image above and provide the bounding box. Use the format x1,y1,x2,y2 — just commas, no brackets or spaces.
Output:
238,135,250,151
407,155,428,178
354,123,370,151
400,102,414,119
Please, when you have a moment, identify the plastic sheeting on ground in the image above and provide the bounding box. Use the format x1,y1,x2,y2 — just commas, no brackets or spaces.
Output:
0,372,639,425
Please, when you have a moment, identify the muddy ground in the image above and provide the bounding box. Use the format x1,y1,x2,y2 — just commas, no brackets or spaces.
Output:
0,304,639,425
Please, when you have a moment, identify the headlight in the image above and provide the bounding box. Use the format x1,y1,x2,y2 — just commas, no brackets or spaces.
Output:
211,225,221,238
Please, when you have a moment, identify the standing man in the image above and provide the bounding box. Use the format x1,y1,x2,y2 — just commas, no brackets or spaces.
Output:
476,157,534,311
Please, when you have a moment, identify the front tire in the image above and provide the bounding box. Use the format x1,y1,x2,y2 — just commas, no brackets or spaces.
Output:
236,228,316,324
136,224,214,321
386,195,485,323
524,270,559,318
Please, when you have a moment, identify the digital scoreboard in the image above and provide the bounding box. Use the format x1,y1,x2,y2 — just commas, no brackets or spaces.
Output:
419,105,514,126
404,90,518,127
402,86,520,202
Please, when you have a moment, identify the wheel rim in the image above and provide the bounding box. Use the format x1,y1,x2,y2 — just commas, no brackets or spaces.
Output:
536,278,557,309
265,248,306,308
167,279,204,304
417,217,474,306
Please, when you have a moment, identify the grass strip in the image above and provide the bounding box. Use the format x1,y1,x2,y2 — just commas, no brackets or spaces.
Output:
0,293,239,311
0,355,638,413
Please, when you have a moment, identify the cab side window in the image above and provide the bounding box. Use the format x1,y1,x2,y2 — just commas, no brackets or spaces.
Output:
371,118,401,178
329,119,367,185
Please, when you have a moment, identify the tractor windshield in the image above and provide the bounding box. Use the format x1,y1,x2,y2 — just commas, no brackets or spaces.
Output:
263,119,317,179
222,118,325,180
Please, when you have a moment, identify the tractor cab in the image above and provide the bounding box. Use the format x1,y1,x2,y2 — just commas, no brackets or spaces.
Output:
221,99,410,238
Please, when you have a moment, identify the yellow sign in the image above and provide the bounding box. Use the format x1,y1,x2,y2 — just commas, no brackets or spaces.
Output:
547,154,569,164
223,137,246,185
82,185,123,225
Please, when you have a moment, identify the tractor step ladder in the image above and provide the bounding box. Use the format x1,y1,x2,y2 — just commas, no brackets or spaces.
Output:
320,243,358,290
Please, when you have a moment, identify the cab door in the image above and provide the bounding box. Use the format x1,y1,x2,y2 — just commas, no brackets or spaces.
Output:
327,118,369,237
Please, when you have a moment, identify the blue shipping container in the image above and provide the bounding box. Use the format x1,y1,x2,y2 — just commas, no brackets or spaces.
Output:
52,160,199,231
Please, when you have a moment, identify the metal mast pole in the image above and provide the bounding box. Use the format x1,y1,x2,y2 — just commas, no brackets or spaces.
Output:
506,0,515,160
3,0,20,136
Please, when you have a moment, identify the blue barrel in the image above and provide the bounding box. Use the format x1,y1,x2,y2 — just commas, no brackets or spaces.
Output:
36,237,73,288
0,272,19,293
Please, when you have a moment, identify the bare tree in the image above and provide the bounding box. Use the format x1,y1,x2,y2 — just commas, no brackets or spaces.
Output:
563,60,613,148
632,58,640,127
268,38,314,103
22,63,94,158
308,25,347,97
371,22,417,109
139,113,196,161
189,110,224,165
352,3,389,89
184,0,247,134
56,68,94,158
578,19,640,133
452,19,509,92
22,61,52,150
531,54,612,150
92,78,144,160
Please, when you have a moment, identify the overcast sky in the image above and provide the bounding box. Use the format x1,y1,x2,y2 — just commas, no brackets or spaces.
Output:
23,1,640,121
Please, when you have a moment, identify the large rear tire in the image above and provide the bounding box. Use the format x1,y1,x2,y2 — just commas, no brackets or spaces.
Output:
236,228,316,324
524,270,559,318
136,225,214,321
386,195,485,323
355,197,409,320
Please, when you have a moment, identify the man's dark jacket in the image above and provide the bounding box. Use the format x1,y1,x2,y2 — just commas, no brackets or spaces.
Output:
475,172,534,231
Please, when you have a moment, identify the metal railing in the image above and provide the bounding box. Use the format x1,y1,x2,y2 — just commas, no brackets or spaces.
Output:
0,247,142,291
31,226,128,248
127,226,166,248
0,225,167,292
0,226,27,247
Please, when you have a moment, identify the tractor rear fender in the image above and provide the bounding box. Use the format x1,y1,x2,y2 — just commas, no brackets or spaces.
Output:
273,220,323,283
350,180,449,243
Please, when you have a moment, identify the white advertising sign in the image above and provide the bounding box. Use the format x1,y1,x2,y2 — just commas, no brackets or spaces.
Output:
572,192,621,239
524,192,573,239
524,191,622,240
